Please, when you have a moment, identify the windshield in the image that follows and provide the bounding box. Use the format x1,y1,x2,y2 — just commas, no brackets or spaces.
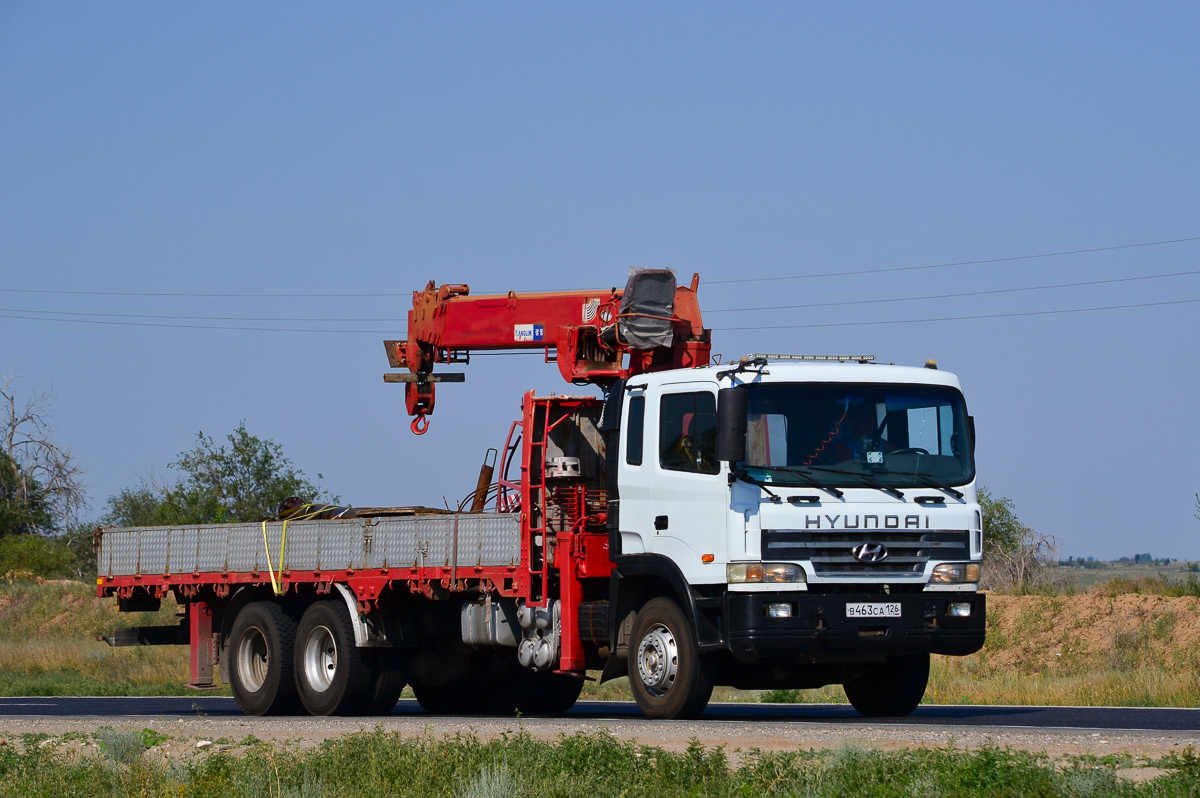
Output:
739,382,974,488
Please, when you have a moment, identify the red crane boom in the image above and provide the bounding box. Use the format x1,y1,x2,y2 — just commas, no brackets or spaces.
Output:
384,270,710,433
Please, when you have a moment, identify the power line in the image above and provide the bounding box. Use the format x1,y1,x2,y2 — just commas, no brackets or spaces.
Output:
0,287,407,299
705,235,1200,286
711,297,1200,331
0,266,1194,325
0,312,395,334
2,233,1197,299
0,306,406,323
703,268,1200,314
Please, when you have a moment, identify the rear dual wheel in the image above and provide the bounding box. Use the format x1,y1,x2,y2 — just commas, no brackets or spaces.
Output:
230,599,406,717
295,600,407,716
228,602,302,715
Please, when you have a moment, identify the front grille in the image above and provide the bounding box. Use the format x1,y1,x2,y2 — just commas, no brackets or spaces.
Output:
762,529,970,577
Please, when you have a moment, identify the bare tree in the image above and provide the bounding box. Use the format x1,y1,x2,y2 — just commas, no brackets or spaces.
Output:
1,375,87,532
981,526,1073,593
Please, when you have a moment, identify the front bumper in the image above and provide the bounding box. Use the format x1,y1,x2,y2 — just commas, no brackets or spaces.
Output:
724,591,985,662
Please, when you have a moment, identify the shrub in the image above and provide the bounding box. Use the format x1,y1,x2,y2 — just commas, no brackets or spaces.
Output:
105,423,335,526
0,534,74,579
94,728,146,767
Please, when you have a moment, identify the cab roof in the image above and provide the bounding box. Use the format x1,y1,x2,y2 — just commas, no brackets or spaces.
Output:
634,360,965,391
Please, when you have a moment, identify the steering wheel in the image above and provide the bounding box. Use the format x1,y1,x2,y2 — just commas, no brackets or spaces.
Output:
889,447,929,455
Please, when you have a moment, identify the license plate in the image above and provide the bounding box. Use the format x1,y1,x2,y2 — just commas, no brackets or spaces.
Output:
846,602,901,618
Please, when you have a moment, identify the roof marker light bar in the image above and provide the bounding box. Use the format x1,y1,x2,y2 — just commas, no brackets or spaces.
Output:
750,353,876,363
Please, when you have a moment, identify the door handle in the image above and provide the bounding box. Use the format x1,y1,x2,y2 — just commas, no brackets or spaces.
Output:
654,515,669,531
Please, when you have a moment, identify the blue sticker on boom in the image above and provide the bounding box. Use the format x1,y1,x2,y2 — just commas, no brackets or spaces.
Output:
514,324,545,343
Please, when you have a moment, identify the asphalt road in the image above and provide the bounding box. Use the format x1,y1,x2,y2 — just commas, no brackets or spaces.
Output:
2,697,1198,732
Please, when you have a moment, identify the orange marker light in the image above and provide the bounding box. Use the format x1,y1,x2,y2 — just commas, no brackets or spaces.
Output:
701,554,715,563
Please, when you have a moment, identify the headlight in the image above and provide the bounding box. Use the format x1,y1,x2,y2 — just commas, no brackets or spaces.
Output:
728,562,805,583
764,563,802,583
727,563,762,583
930,562,980,584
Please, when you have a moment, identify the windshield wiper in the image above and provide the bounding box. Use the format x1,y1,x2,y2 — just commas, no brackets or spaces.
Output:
760,466,844,499
848,473,905,500
798,465,905,500
876,470,965,500
729,469,779,501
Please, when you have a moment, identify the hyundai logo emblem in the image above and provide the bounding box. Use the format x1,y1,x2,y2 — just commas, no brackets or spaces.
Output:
852,542,888,563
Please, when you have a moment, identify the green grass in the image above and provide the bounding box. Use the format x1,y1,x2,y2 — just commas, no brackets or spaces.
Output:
1056,561,1200,593
0,669,214,697
1093,574,1200,598
0,580,223,696
3,729,1198,797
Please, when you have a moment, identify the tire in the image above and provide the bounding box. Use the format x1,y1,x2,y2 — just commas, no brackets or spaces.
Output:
228,601,301,716
511,670,584,716
408,639,482,715
412,649,526,715
627,597,713,720
842,653,930,718
294,600,373,716
411,677,483,714
357,649,408,716
478,654,584,717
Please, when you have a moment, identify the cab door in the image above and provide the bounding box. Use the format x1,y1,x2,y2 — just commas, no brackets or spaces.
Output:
647,384,728,584
616,386,654,555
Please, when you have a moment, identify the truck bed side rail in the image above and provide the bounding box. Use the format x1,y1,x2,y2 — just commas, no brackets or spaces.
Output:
97,514,521,578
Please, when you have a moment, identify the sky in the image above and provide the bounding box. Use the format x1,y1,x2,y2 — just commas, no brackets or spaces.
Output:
1,4,1197,559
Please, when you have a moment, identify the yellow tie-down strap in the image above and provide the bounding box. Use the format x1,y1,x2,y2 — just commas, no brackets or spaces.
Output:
259,504,351,595
260,520,289,596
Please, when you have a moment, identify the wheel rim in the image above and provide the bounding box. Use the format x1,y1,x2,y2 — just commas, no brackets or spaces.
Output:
636,622,679,697
236,626,270,693
303,625,338,693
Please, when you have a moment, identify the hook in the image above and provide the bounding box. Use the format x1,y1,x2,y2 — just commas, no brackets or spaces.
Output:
411,414,430,435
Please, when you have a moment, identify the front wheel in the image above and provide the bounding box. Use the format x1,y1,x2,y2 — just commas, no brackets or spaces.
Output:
627,597,712,720
842,653,930,717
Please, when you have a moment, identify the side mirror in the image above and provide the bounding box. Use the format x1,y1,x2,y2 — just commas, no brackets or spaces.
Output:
967,415,976,456
715,387,747,462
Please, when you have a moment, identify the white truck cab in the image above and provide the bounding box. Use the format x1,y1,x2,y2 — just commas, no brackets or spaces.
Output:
604,355,985,718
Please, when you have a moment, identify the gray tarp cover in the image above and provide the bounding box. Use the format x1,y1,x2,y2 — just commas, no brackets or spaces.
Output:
618,269,676,349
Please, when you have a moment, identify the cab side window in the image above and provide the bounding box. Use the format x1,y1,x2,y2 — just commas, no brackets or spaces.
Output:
659,392,719,474
625,396,645,466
